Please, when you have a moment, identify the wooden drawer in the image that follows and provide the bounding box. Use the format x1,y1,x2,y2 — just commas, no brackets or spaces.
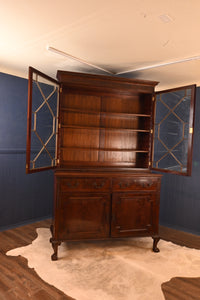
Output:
112,177,159,191
59,177,111,192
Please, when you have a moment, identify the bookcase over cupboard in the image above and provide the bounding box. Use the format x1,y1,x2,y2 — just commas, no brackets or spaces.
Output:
26,67,196,260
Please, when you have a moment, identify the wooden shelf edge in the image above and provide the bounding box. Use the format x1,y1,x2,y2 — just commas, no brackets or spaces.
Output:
61,125,150,132
61,107,151,118
60,147,149,153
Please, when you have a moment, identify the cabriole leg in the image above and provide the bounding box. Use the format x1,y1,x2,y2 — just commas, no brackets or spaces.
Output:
152,236,160,252
50,238,61,261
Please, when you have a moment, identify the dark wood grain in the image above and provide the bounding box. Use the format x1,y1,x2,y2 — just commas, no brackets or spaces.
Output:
58,73,155,168
48,71,163,260
111,192,158,237
162,277,200,300
51,170,162,259
57,70,158,95
55,192,110,240
160,226,200,299
159,225,200,249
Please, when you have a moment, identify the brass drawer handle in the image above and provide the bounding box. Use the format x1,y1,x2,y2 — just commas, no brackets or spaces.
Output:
66,181,79,188
93,181,105,189
118,180,154,188
141,181,153,188
118,182,131,188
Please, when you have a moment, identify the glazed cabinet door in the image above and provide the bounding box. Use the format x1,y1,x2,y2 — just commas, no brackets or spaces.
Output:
26,67,60,173
111,193,159,237
152,85,196,175
54,193,111,240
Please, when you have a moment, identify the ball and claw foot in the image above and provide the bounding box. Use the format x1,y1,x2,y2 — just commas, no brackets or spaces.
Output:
51,252,58,261
152,237,160,253
50,238,61,261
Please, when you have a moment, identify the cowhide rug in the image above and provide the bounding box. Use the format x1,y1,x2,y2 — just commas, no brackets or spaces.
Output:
7,228,200,300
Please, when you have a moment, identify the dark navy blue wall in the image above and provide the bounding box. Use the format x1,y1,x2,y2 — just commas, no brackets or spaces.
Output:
159,87,200,235
0,72,53,231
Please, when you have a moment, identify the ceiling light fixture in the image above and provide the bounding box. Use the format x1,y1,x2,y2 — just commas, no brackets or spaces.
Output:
47,46,114,75
116,55,200,75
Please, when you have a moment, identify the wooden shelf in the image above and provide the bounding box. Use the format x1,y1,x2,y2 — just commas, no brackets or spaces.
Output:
61,125,150,133
61,107,151,118
60,146,149,153
60,160,145,167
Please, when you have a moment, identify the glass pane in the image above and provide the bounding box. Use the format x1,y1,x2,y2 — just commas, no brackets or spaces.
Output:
152,86,195,174
28,69,59,171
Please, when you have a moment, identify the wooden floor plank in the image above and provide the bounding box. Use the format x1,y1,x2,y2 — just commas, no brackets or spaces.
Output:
159,225,200,249
0,220,74,300
162,277,200,300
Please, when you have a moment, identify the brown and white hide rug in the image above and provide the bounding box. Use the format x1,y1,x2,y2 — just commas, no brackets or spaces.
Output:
7,228,200,300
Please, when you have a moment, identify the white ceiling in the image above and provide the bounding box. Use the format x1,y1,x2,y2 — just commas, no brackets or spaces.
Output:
1,0,200,90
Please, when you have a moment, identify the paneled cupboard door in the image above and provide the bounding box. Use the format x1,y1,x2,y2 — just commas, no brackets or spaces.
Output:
152,85,196,176
55,193,111,240
26,67,60,173
111,193,158,237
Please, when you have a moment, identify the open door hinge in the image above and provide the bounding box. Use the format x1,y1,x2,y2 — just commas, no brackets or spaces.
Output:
150,129,153,134
152,95,155,101
57,159,60,164
60,87,62,93
149,161,151,166
189,127,193,134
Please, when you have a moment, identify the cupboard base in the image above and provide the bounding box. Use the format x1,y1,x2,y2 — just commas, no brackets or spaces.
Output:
51,170,162,261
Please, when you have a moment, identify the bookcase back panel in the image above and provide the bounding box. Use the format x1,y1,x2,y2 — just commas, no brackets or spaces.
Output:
60,152,149,168
103,131,150,151
61,149,99,162
54,72,159,170
101,115,150,130
62,111,100,127
103,131,138,149
61,150,139,164
137,133,151,150
102,151,136,162
101,95,152,114
61,128,100,148
136,153,149,168
62,93,101,111
60,150,149,167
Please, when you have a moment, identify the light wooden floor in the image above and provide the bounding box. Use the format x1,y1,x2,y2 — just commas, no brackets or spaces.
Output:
0,220,200,300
